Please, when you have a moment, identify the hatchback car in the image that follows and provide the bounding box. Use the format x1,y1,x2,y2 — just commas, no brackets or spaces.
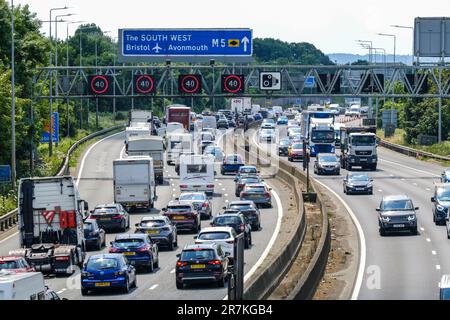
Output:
81,254,137,295
431,183,450,226
377,195,418,236
135,216,178,250
162,201,201,233
314,153,340,175
288,142,304,162
203,146,224,162
217,118,229,129
210,214,252,248
89,203,130,232
278,138,291,156
253,113,263,121
178,192,212,219
234,166,258,181
175,243,229,289
442,168,450,183
194,227,237,263
259,128,276,142
109,233,159,272
235,174,262,197
83,219,106,251
0,256,35,273
240,183,272,207
228,119,236,128
221,154,245,175
277,116,289,125
343,173,373,195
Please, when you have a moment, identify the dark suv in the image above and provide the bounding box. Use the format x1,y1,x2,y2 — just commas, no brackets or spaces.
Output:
377,195,418,236
211,213,252,248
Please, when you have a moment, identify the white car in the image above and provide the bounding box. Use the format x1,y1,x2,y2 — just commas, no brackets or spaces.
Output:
259,128,276,142
287,119,300,127
287,127,302,137
195,227,237,260
345,105,361,117
261,121,275,129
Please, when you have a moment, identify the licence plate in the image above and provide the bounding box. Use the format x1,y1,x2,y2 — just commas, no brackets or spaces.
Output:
95,282,110,287
190,264,206,269
99,217,111,220
360,159,367,162
173,216,185,220
356,188,364,191
147,230,159,234
123,252,135,256
193,185,201,188
393,224,405,228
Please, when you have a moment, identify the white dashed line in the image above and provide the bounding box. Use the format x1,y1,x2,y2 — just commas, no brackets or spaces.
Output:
172,184,175,187
426,188,431,191
149,284,159,290
166,170,169,173
56,288,67,294
172,194,176,198
390,174,394,177
173,188,176,192
225,200,229,203
224,194,228,197
222,188,226,191
426,238,431,242
432,251,437,255
413,183,418,186
170,269,175,274
436,265,441,270
219,183,223,186
378,189,383,192
401,178,405,181
215,179,219,182
420,227,425,231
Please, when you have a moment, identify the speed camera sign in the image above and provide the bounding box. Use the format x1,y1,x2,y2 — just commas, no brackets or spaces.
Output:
259,72,281,91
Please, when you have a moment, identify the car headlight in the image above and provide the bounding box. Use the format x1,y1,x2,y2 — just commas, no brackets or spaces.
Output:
407,215,416,221
367,182,373,187
381,216,391,222
437,204,445,211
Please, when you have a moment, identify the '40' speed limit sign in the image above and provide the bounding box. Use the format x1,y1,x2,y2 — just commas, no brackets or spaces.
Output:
88,75,114,95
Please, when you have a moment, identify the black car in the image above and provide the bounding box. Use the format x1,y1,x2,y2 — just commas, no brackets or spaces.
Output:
377,195,418,236
178,192,213,220
222,208,261,231
343,173,373,195
175,243,229,289
228,119,236,127
217,118,229,129
89,203,130,232
83,219,106,251
135,216,178,250
278,139,291,156
235,174,262,197
211,213,252,248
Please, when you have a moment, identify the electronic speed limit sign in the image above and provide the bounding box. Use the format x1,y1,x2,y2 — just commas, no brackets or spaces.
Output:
134,75,156,94
88,75,113,95
221,74,245,93
178,75,202,94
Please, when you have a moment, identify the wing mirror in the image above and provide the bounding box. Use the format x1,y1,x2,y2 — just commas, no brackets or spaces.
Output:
375,208,381,212
84,202,89,211
162,208,167,212
176,253,181,258
110,241,113,245
193,236,197,239
222,206,227,210
415,207,420,211
431,197,436,202
175,197,179,201
135,223,139,227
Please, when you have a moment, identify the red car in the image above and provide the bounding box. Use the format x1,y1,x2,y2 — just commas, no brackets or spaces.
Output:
0,256,35,273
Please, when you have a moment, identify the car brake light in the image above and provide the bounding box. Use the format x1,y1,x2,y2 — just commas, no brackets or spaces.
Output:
55,256,70,261
208,260,221,265
115,270,126,276
241,192,248,197
202,202,209,208
137,245,150,252
240,224,245,232
264,192,271,198
207,185,214,188
177,261,187,267
109,247,120,253
112,214,122,219
180,185,187,188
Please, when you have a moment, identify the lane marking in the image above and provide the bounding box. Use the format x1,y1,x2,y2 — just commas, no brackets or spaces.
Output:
56,288,67,294
120,146,126,159
149,284,159,290
426,188,431,191
224,194,228,197
379,158,440,178
413,183,418,186
436,265,441,270
378,189,383,192
172,188,176,192
77,131,124,187
420,227,425,231
170,269,175,274
432,251,437,255
426,238,431,242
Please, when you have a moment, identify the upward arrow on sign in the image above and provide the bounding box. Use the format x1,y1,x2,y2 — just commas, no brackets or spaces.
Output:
242,37,249,52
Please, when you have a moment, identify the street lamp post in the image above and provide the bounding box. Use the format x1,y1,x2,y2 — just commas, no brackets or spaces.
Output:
356,40,373,63
378,33,397,129
391,25,414,65
48,6,69,156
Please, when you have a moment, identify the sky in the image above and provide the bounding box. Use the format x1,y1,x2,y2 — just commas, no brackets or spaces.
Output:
12,0,450,55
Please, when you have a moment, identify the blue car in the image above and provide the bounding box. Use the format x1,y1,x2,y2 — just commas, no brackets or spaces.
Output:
277,116,288,125
253,113,263,121
81,254,137,295
221,154,245,175
109,234,159,272
240,183,273,207
442,168,450,183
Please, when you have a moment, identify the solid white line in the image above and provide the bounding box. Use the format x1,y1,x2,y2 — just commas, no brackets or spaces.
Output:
120,145,126,159
432,251,437,255
0,230,20,245
76,131,124,187
420,227,425,231
149,284,159,290
224,194,228,197
56,288,67,294
379,158,440,177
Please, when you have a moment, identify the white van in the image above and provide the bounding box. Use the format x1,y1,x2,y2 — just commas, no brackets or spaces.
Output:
0,271,47,300
125,126,151,144
167,133,193,165
179,154,215,196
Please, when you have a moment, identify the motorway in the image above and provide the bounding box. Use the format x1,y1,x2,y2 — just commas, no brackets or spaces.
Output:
254,119,449,300
0,127,282,300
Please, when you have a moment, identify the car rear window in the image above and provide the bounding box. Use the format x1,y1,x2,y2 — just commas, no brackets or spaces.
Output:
229,204,253,210
114,239,145,248
140,220,166,227
0,261,18,269
180,194,205,201
245,186,265,191
87,258,118,269
225,155,242,163
241,177,260,184
214,216,241,224
198,232,231,240
181,249,215,261
240,167,257,174
167,206,192,212
291,143,303,149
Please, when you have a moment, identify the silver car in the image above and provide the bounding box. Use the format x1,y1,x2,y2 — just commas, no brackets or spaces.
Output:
178,192,212,220
314,153,340,175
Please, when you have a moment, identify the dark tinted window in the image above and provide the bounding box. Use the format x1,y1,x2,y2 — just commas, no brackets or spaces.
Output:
181,249,215,261
114,238,145,248
198,232,231,240
214,216,242,224
0,261,18,270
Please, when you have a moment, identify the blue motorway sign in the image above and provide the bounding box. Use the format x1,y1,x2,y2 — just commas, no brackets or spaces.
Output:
40,112,59,143
118,29,253,63
305,76,315,87
0,165,11,183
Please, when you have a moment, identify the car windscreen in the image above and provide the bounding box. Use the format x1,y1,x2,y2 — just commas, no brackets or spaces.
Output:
180,194,206,201
240,167,257,174
181,249,215,261
171,141,191,150
279,140,290,146
381,199,414,211
437,188,450,201
261,129,274,134
140,220,166,227
114,238,145,248
167,206,192,212
187,164,207,174
214,216,242,225
83,223,94,231
349,175,369,181
0,261,17,269
245,186,266,192
198,232,231,240
312,130,334,142
225,155,242,163
241,177,260,184
87,258,119,270
291,143,303,149
319,155,338,162
229,204,253,210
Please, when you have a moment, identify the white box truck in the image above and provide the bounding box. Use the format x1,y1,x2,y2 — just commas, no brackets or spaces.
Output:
126,136,164,184
243,98,252,114
9,176,88,276
231,98,244,113
125,126,151,145
167,133,193,165
179,154,215,196
129,110,152,125
0,271,47,300
113,156,156,211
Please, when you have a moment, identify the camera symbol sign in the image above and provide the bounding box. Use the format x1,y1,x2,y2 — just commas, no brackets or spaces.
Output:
260,72,281,91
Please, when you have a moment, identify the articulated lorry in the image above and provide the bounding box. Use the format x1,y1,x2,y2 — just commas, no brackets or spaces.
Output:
340,126,377,171
301,110,336,156
9,176,88,276
126,136,165,184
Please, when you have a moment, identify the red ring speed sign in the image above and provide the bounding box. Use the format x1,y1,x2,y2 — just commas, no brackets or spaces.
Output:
223,74,243,93
135,75,155,94
90,75,109,94
181,75,200,93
